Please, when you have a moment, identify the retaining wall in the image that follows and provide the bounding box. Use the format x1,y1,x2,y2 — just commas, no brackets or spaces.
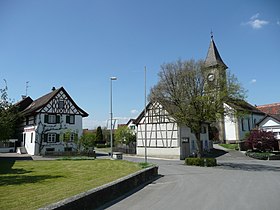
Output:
39,165,158,210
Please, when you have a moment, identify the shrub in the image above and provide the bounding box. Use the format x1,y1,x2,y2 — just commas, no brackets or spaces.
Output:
185,158,217,167
96,144,109,148
245,130,278,152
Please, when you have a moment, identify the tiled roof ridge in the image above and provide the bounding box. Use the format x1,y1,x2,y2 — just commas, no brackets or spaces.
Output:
257,102,280,108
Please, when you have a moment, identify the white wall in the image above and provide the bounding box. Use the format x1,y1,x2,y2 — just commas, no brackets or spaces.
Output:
137,147,180,159
259,117,280,140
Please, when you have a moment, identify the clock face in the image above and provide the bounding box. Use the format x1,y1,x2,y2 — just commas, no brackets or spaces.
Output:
207,73,215,82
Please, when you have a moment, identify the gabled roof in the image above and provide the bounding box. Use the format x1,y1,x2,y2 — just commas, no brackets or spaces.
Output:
126,118,136,126
257,103,280,116
226,99,265,115
256,114,280,126
14,96,33,112
134,102,152,125
204,36,228,69
21,87,88,117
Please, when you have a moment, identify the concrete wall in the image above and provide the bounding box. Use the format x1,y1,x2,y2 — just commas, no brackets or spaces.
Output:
39,166,158,210
137,147,180,159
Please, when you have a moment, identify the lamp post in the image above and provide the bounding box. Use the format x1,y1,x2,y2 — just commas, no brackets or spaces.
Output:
144,66,147,164
110,77,117,159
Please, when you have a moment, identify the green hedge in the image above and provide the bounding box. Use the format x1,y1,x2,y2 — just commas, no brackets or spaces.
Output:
96,144,110,148
246,151,280,160
185,158,217,167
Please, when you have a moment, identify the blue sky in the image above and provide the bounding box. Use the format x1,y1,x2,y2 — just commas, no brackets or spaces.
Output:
0,0,279,129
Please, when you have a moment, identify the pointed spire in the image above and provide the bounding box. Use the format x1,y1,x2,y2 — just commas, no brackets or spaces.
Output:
205,33,228,69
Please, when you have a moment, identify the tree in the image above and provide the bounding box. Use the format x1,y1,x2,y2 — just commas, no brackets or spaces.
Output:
149,59,246,157
245,130,277,152
80,133,96,151
115,126,136,145
0,81,21,141
96,126,104,142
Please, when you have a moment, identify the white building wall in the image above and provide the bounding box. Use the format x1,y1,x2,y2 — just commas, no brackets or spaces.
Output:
258,117,280,140
24,126,36,155
24,113,84,155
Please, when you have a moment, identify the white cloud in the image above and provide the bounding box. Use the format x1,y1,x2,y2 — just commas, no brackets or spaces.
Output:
250,79,257,84
130,109,138,114
243,13,269,29
250,13,259,20
277,20,280,26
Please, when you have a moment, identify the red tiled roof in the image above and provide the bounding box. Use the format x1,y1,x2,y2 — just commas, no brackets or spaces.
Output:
257,103,280,115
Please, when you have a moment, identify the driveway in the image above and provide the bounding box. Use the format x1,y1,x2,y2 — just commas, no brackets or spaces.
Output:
103,149,280,210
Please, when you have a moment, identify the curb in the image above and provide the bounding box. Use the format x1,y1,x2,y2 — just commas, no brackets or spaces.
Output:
39,166,158,210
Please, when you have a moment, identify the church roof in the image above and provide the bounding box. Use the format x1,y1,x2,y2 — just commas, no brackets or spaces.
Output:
205,36,228,69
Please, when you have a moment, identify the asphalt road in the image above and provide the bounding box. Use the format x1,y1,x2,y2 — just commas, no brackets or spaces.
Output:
103,151,280,210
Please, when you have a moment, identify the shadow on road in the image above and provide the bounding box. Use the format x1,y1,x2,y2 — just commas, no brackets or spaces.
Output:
218,162,280,172
204,148,228,158
97,174,164,210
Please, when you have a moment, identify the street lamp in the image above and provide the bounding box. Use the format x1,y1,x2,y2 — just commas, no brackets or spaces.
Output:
110,76,117,159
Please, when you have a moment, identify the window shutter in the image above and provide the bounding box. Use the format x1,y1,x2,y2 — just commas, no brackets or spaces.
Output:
44,134,48,142
44,115,48,123
66,115,70,123
56,115,60,123
56,134,60,142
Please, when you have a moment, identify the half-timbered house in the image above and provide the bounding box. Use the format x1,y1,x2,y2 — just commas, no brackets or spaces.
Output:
135,102,211,159
18,87,88,155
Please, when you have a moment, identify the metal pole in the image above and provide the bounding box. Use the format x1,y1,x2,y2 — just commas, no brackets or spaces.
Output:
110,77,117,159
144,66,147,163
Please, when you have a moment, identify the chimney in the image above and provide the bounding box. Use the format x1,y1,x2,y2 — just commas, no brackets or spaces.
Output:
21,95,26,99
52,87,56,91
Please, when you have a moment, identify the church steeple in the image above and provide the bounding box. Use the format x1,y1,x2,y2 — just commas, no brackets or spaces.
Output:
205,35,228,69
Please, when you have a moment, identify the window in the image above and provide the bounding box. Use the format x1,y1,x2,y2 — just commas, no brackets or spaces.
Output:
58,100,64,109
201,126,207,134
44,133,60,143
26,117,29,125
70,133,76,141
44,114,60,124
66,115,75,124
247,119,250,131
31,133,33,143
253,119,257,127
241,118,245,131
48,133,56,143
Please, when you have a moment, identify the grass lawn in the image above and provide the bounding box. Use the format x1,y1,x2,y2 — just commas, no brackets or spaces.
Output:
0,159,142,210
219,143,238,150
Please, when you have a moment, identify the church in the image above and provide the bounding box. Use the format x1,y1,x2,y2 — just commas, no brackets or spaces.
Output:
135,36,265,159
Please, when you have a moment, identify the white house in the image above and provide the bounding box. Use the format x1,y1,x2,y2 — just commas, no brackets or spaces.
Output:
256,103,280,140
223,100,265,143
135,102,211,160
17,87,88,155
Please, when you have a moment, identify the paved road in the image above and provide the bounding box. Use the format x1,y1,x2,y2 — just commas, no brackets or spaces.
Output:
103,150,280,210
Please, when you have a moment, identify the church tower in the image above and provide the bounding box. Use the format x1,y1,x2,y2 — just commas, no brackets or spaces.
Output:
204,34,228,142
204,34,228,90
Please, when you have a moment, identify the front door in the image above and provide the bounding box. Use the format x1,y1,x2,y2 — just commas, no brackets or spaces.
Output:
181,137,190,160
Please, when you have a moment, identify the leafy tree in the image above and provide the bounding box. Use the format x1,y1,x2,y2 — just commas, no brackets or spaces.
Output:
80,133,96,151
0,81,21,141
115,126,136,145
245,130,277,152
96,126,104,142
149,59,246,157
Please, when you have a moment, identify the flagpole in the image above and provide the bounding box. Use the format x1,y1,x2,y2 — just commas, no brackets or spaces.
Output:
144,66,147,164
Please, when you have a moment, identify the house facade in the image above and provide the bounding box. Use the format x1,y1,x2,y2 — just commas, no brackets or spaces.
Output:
135,102,211,159
257,103,280,140
223,101,265,143
18,87,88,155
